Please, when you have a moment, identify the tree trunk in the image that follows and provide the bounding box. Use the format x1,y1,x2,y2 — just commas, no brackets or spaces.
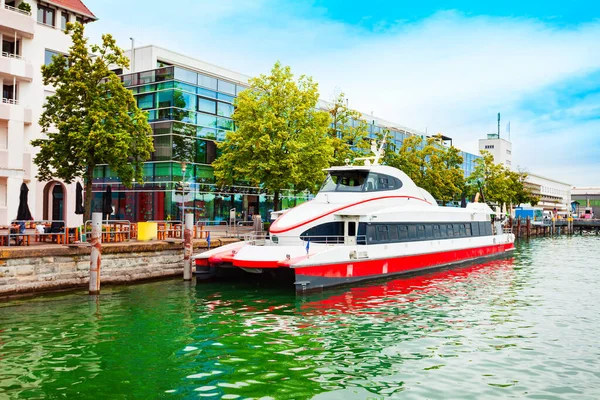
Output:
84,165,94,222
273,190,280,211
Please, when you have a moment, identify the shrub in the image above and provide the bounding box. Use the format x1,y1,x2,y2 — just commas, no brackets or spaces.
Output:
18,2,31,12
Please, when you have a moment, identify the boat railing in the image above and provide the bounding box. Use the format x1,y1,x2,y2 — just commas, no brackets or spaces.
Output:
243,231,269,246
297,235,368,246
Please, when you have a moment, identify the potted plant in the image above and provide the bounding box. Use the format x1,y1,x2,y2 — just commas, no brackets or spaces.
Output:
17,2,31,12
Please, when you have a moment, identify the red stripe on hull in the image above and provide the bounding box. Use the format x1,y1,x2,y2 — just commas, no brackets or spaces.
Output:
296,243,514,278
270,195,431,234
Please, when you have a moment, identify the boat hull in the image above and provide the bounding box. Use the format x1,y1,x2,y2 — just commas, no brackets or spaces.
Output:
294,242,514,293
195,241,515,292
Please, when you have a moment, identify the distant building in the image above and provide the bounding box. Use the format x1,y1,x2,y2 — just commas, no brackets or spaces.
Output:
571,187,600,217
478,133,512,169
524,173,571,212
0,0,95,226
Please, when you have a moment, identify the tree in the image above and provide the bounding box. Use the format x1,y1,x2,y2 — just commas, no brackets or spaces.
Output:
213,62,332,210
31,23,153,221
387,134,464,203
467,151,538,208
326,92,370,166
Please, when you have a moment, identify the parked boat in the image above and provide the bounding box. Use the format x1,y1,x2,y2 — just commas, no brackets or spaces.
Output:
193,143,515,292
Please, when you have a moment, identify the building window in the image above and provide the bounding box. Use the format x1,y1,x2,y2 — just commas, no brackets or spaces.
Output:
484,145,495,149
218,80,236,95
37,6,55,26
198,74,217,91
44,49,64,66
76,16,84,24
217,102,234,118
198,98,216,114
61,12,69,30
506,149,511,155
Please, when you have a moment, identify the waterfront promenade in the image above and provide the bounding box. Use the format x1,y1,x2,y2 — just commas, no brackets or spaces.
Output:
0,237,237,298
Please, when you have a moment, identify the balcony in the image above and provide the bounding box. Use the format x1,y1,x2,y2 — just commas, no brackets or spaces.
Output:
0,98,32,124
0,52,33,82
0,5,35,38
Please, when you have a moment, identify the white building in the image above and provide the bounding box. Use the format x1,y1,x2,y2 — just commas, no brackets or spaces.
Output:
0,0,95,226
524,173,571,212
478,133,513,169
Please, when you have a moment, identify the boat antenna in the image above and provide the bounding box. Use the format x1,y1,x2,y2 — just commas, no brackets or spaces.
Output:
373,132,387,166
354,133,388,166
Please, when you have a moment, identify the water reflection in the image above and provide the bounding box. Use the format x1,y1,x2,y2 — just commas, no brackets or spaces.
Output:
2,237,600,399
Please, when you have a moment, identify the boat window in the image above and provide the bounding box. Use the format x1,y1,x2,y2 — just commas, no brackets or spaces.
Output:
300,222,344,243
367,225,376,243
408,225,417,239
377,225,389,242
357,223,367,245
398,225,409,240
389,225,399,241
417,225,426,239
320,170,368,192
363,173,403,192
356,221,488,244
320,171,402,193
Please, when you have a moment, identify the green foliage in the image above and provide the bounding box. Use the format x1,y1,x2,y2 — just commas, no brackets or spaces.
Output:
213,62,332,210
17,2,31,12
386,134,465,203
31,23,153,220
326,93,370,165
467,151,538,207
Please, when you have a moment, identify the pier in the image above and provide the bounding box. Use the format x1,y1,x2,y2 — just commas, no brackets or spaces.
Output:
508,218,600,239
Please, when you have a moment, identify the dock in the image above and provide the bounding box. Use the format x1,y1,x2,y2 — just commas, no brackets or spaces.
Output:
509,218,600,239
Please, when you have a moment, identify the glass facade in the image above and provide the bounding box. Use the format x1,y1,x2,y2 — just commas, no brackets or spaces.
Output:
92,65,481,222
92,66,309,222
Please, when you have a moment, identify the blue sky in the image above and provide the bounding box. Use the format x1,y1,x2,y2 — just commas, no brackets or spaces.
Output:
84,0,600,186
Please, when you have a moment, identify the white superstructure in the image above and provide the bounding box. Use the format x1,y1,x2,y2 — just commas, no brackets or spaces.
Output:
194,148,515,292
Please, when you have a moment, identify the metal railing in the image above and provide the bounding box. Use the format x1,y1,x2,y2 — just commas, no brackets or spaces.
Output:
243,231,269,245
83,220,132,242
1,51,25,61
2,220,67,247
5,4,32,16
233,221,255,238
195,220,229,238
272,235,368,246
1,98,18,105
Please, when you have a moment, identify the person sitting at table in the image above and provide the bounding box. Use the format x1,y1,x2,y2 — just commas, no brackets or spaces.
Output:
9,221,26,245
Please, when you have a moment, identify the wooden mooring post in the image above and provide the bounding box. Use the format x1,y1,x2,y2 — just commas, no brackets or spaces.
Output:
183,213,194,281
89,212,102,295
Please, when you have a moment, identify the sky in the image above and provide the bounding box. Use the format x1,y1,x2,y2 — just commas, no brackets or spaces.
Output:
83,0,600,186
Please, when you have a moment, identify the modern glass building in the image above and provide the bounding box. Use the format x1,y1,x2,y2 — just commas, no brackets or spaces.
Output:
91,46,480,222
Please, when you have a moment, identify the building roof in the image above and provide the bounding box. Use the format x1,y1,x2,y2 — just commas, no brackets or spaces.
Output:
46,0,96,20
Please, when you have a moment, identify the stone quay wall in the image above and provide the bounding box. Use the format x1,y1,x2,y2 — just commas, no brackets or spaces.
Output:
0,239,237,298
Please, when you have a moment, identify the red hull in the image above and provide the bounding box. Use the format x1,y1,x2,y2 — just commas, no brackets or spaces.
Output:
296,243,514,279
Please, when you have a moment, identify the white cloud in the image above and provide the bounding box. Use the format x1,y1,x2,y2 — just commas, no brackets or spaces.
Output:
83,2,600,186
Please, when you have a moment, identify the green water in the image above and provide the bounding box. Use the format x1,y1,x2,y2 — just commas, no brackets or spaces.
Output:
1,236,600,399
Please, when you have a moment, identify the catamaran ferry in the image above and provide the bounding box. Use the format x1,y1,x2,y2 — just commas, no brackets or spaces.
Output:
193,143,515,292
